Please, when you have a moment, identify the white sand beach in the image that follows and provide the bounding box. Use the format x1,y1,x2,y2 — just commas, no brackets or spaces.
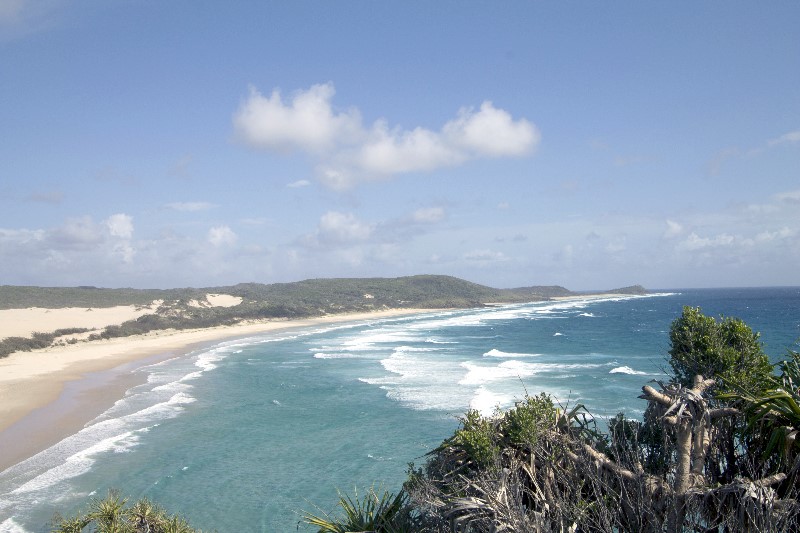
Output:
0,303,438,471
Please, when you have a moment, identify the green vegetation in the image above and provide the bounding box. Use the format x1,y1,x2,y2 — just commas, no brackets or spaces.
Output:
302,487,409,533
669,305,773,395
607,284,649,295
1,276,639,358
0,286,191,310
0,328,89,358
51,490,202,533
723,348,800,470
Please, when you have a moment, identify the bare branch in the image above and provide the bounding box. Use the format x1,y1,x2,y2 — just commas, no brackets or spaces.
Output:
641,385,672,406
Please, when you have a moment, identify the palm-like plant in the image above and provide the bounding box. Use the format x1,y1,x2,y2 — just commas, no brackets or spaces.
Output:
723,349,800,465
88,490,132,533
50,514,91,533
127,497,165,532
303,486,410,533
160,515,196,533
51,490,201,533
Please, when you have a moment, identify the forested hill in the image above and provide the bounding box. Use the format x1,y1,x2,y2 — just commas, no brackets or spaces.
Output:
0,276,646,357
0,276,646,311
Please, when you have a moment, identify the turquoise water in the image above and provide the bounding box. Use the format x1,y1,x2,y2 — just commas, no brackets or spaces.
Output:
1,288,798,532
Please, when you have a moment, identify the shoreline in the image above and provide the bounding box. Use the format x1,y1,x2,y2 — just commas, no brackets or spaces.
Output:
0,308,443,473
0,293,642,473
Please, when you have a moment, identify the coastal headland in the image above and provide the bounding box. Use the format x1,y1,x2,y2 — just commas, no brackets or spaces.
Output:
0,276,645,472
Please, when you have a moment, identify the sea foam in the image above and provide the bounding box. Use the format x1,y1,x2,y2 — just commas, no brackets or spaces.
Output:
609,366,648,375
483,348,540,358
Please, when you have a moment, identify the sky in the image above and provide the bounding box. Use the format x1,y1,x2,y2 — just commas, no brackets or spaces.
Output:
1,1,798,290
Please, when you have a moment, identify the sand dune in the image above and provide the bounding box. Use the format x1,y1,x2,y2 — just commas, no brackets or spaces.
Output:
0,302,163,339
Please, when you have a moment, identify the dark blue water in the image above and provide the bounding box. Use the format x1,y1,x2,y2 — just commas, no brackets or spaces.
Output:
1,288,798,532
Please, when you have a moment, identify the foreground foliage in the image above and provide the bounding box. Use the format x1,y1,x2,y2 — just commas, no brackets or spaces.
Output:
51,491,202,533
302,486,410,533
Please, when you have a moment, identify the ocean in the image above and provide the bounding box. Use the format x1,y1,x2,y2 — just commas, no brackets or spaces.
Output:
1,287,798,532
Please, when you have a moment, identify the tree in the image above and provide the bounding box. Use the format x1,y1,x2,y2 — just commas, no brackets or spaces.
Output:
668,306,772,396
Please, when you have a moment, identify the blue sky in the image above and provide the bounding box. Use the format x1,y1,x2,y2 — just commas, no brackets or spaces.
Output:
1,1,798,290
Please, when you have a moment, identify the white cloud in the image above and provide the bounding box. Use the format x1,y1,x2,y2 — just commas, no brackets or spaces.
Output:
775,190,800,203
412,206,445,224
755,227,794,242
164,201,215,212
105,213,134,239
353,122,463,176
442,101,539,157
233,83,361,153
105,214,135,262
678,232,735,251
208,225,238,247
235,82,539,190
112,242,135,263
664,220,683,238
768,130,800,146
286,179,311,188
51,216,104,249
317,211,373,244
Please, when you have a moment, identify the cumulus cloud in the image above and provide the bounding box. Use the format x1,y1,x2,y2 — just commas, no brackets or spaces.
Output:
443,102,539,157
208,225,238,247
164,201,215,212
677,232,735,251
105,213,134,239
234,82,539,189
0,213,143,284
317,211,373,244
104,214,135,263
50,216,104,249
286,179,311,188
233,83,361,153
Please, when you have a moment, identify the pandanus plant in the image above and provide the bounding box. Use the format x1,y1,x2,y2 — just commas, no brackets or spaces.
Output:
722,349,800,467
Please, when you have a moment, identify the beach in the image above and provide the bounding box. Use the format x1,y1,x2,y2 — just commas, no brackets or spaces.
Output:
0,306,436,473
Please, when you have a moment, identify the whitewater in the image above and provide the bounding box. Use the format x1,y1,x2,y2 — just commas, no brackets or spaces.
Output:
1,287,798,532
